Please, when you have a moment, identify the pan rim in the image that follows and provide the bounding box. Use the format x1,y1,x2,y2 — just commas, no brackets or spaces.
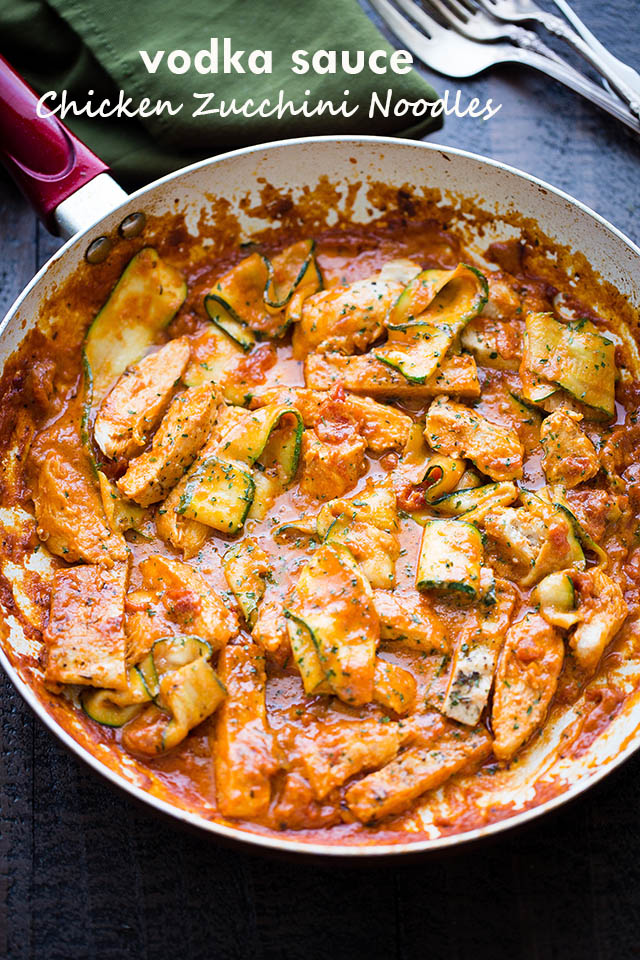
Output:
2,133,640,857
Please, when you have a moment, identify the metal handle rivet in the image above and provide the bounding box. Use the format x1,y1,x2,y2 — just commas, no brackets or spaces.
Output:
85,236,113,264
119,212,146,239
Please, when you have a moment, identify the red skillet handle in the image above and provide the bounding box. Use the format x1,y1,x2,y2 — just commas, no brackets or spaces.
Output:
0,54,109,232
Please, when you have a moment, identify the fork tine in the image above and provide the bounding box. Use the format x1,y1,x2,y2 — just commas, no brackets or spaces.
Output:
368,0,438,49
449,0,480,16
393,0,452,36
443,0,478,21
426,0,470,27
370,0,497,78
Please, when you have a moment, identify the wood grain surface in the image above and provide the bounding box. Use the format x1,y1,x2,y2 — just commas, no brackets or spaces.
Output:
2,1,640,957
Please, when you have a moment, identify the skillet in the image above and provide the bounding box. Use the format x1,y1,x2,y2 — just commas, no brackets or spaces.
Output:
2,54,640,857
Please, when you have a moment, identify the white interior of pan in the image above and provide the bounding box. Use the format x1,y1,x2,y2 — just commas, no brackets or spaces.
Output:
3,137,640,855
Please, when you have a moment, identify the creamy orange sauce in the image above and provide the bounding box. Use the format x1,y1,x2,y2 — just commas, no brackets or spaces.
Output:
1,212,639,847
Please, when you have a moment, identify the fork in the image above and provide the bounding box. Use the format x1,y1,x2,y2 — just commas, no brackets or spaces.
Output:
551,0,640,98
368,0,640,134
475,0,640,118
426,0,573,64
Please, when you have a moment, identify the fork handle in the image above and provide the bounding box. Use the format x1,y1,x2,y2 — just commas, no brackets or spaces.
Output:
513,46,640,135
526,8,640,118
551,0,640,96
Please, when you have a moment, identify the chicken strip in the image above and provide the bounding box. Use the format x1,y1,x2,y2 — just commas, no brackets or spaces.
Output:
214,642,278,819
345,721,491,823
29,413,126,566
293,275,403,357
118,384,216,506
305,352,481,400
570,568,628,673
295,717,408,800
373,589,448,653
442,579,516,726
298,428,367,501
250,385,412,452
44,561,129,690
491,613,564,761
425,396,524,481
540,407,599,489
138,554,238,650
373,658,417,715
94,337,190,461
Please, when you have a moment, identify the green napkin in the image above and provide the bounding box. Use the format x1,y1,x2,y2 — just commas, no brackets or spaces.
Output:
0,0,442,186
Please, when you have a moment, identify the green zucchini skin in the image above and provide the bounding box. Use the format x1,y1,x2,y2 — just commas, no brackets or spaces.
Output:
176,404,303,537
374,263,488,384
420,457,466,501
535,571,575,610
517,489,586,586
272,517,318,544
204,296,257,351
139,635,226,753
82,248,187,447
385,267,448,327
204,239,322,345
271,412,304,483
160,657,227,752
183,324,244,390
508,391,545,420
284,611,329,696
553,498,607,562
285,543,377,706
221,405,304,483
316,482,400,589
222,540,269,627
523,312,616,417
430,481,518,518
416,518,484,599
80,638,221,732
264,239,320,310
533,571,580,629
137,655,160,703
322,513,396,589
80,667,150,727
375,326,452,385
386,263,488,331
81,695,142,728
555,318,616,417
178,456,256,534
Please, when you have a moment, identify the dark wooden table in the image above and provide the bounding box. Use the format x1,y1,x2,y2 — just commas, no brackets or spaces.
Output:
2,2,640,958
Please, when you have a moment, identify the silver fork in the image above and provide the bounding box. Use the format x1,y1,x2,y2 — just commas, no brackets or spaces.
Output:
476,0,640,117
426,0,571,64
551,0,640,98
368,0,640,134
